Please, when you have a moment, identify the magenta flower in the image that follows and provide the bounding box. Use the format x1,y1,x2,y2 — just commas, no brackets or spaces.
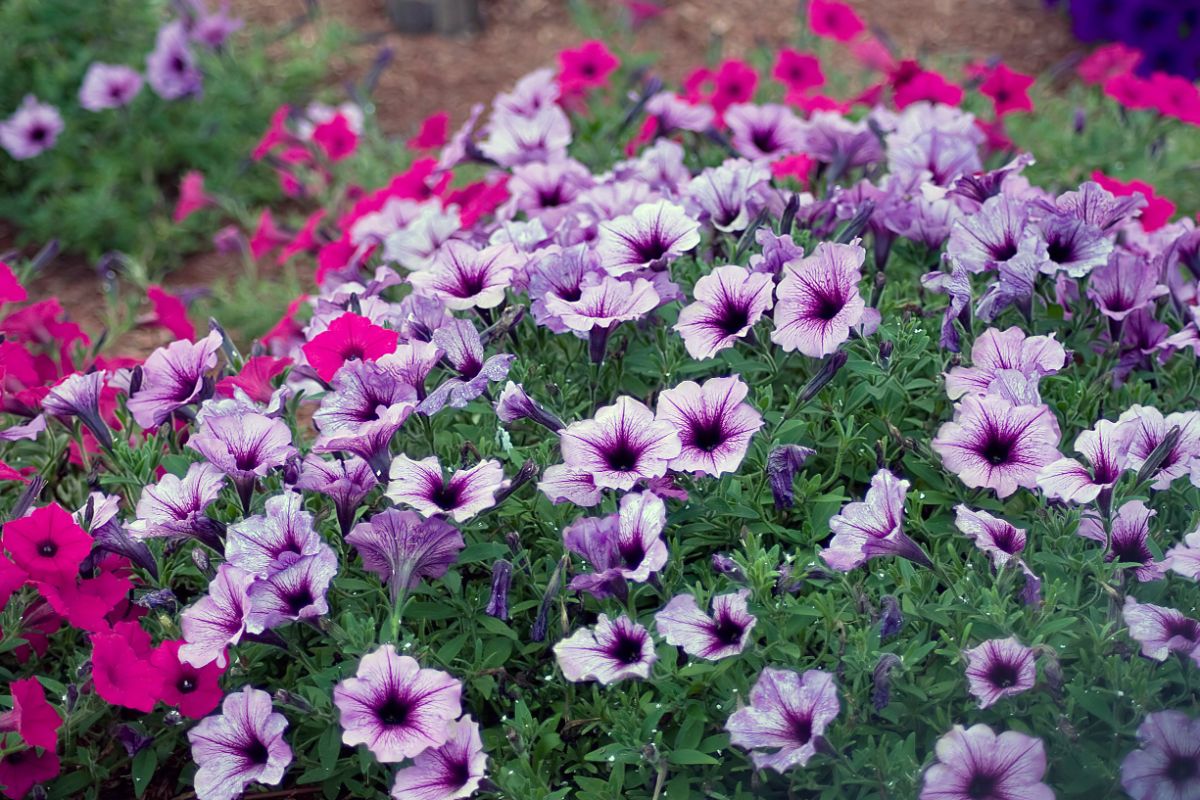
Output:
946,194,1034,274
1037,418,1131,504
654,376,763,477
685,160,770,232
180,564,256,668
1086,250,1167,322
725,668,840,772
563,491,668,598
418,319,514,415
386,455,507,522
920,724,1053,800
1121,711,1200,800
1116,405,1200,491
389,715,488,800
408,242,519,311
674,265,774,360
333,645,462,762
346,508,464,603
932,395,1062,498
553,614,657,684
146,21,202,100
246,549,338,632
559,396,682,491
295,454,378,536
953,505,1026,567
129,461,225,548
1166,523,1200,581
821,468,931,570
312,359,417,474
1122,597,1200,666
189,410,297,511
963,637,1037,709
225,492,324,577
724,104,806,161
0,96,63,160
78,63,143,111
495,381,565,431
188,688,292,800
127,331,222,429
771,241,868,357
655,589,756,660
944,327,1065,400
595,200,701,276
1079,500,1165,582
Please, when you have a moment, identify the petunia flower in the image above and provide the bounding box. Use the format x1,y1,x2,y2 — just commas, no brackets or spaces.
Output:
821,469,931,570
595,200,701,276
332,645,462,762
772,49,824,94
495,381,565,431
807,0,864,41
188,688,292,800
0,749,59,800
1120,711,1200,800
1037,418,1131,505
654,590,756,660
42,371,113,450
312,359,417,475
537,464,603,507
674,265,774,360
408,242,519,311
1121,597,1200,666
127,331,223,429
1086,251,1167,324
0,96,63,161
542,276,660,362
771,241,868,357
944,327,1065,400
558,40,619,92
919,724,1053,800
655,375,763,477
386,455,507,523
563,491,668,598
150,639,225,719
953,505,1026,567
559,396,682,491
417,319,514,415
685,159,770,232
295,455,378,536
188,0,244,49
302,313,399,383
246,549,338,632
1116,405,1200,491
346,509,464,604
478,105,572,167
146,21,202,100
724,104,806,162
0,678,61,751
224,492,324,577
1031,214,1112,278
180,564,256,668
932,395,1062,498
1165,522,1200,581
979,64,1035,116
389,714,488,800
963,637,1037,708
800,111,883,169
527,245,607,334
767,444,816,509
35,565,132,633
946,194,1034,274
553,614,657,684
129,462,226,549
188,410,297,512
2,504,92,584
725,668,840,772
90,624,162,712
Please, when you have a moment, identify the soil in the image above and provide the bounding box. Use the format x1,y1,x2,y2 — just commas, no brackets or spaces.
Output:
18,0,1077,352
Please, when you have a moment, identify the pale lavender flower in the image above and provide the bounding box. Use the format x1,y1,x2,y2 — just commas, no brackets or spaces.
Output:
655,376,763,477
975,249,1042,322
553,614,657,684
595,200,700,276
559,396,682,491
655,590,756,660
180,564,256,668
953,505,1026,567
189,411,297,511
346,509,464,603
187,0,244,49
1039,181,1145,232
563,491,668,598
146,21,202,100
386,455,507,523
771,241,868,357
944,327,1065,400
383,203,462,270
295,455,378,536
922,260,973,352
1120,711,1200,800
920,724,1053,800
725,103,806,161
888,128,982,187
505,158,592,224
526,245,606,333
247,549,338,632
542,276,659,336
1037,418,1131,504
129,462,226,548
418,319,514,415
725,668,840,772
1122,597,1200,666
389,715,488,800
946,194,1034,274
478,104,571,167
42,371,113,449
494,68,559,117
800,111,883,169
408,241,519,311
537,464,603,507
645,91,714,132
333,645,463,762
1166,522,1200,581
1032,215,1112,278
1078,500,1165,582
128,331,222,429
749,228,805,276
1087,251,1168,323
674,265,774,360
0,96,63,160
188,688,291,800
494,381,565,431
963,637,1037,708
78,64,143,111
312,359,417,475
821,469,931,570
1117,405,1200,491
224,492,323,579
685,159,770,233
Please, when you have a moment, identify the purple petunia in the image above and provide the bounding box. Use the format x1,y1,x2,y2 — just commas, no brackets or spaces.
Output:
389,715,488,800
346,508,464,603
654,376,763,477
78,63,143,111
920,724,1053,800
129,461,226,548
542,276,660,360
559,396,682,491
180,563,256,668
944,327,1065,400
1086,250,1167,323
418,319,514,415
725,667,840,772
953,505,1026,567
932,395,1062,499
333,645,463,763
946,193,1035,274
294,454,378,537
1120,711,1200,800
725,104,806,161
188,688,291,800
537,464,604,507
1078,500,1165,582
188,410,297,511
962,637,1037,708
822,469,930,570
386,455,507,522
408,241,519,311
654,589,756,660
43,371,113,450
1116,405,1200,491
224,492,324,577
674,265,774,360
553,614,657,684
1122,597,1200,666
246,549,338,632
563,491,668,598
1037,418,1131,504
595,200,700,276
495,381,565,431
127,331,222,429
312,358,417,475
146,21,203,100
0,96,63,160
771,241,869,357
1166,522,1200,580
685,159,770,232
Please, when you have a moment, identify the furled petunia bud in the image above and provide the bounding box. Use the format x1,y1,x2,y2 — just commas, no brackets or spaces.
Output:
871,653,901,712
799,351,848,403
486,559,513,621
711,552,746,583
767,445,816,509
879,595,903,640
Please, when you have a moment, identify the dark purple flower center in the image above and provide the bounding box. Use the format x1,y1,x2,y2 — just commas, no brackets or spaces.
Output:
611,632,644,664
110,85,124,99
538,186,568,208
603,440,641,472
985,659,1020,689
285,586,315,614
1109,535,1152,567
38,540,58,558
812,290,846,322
28,126,48,143
244,737,271,765
1167,754,1199,783
1046,234,1076,265
991,525,1022,554
458,355,483,380
178,676,197,693
688,417,726,452
446,755,473,787
752,127,778,154
634,234,670,264
790,714,812,745
1164,616,1200,642
456,269,487,298
712,615,744,646
979,432,1013,466
619,538,646,569
966,770,999,799
170,54,188,75
234,446,264,471
377,694,412,726
713,300,751,336
989,237,1018,263
430,479,463,511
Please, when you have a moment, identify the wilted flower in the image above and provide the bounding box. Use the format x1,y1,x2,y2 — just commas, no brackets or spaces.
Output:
346,509,464,603
485,560,512,620
563,491,668,598
963,637,1037,708
387,455,507,522
389,715,488,800
418,319,514,414
655,376,763,477
655,589,756,660
559,396,682,490
674,265,774,360
725,668,840,772
1122,597,1200,666
920,724,1053,800
188,688,292,800
78,63,143,111
1120,711,1200,800
822,469,931,570
595,200,701,275
0,96,63,160
767,444,816,509
553,614,657,684
771,241,868,357
333,645,462,762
